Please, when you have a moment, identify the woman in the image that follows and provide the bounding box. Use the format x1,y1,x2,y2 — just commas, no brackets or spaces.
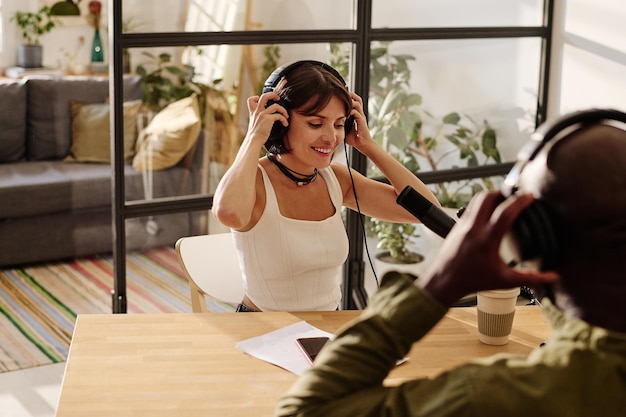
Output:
212,61,439,312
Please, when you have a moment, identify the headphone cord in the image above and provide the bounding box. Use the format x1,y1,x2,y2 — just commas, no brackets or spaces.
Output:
343,141,380,288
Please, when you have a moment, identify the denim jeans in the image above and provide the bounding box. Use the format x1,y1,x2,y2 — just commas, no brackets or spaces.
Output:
235,303,258,312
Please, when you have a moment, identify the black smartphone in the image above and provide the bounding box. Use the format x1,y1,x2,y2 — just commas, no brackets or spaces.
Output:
296,337,330,364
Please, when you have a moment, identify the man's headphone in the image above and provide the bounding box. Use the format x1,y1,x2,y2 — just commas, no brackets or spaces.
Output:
502,108,626,270
261,60,355,151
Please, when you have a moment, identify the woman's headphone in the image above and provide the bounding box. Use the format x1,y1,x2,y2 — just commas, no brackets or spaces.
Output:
502,108,626,270
261,60,355,151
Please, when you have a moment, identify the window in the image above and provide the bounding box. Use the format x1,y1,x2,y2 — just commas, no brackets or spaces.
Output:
183,0,240,83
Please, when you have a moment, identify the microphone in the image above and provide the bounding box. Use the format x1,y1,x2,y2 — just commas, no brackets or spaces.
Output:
396,186,457,238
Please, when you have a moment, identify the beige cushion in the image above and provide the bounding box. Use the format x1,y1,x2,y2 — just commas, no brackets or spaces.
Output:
132,95,201,171
65,100,143,163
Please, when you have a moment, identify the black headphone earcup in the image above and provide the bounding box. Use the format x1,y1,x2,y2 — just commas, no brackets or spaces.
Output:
268,121,288,141
345,115,355,137
511,200,560,269
264,99,289,151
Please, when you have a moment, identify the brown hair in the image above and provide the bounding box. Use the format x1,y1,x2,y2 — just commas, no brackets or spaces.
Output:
267,63,352,154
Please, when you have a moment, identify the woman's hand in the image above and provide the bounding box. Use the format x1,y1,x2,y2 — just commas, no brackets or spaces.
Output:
246,92,289,146
345,93,375,150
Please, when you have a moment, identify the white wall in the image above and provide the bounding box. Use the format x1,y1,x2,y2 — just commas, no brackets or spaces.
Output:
548,0,626,118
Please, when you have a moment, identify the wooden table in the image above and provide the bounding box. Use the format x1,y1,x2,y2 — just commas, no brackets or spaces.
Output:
55,306,551,417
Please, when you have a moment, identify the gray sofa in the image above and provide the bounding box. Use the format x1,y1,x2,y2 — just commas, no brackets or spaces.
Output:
0,75,203,267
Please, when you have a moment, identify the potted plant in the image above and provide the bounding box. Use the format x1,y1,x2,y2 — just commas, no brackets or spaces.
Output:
370,221,423,262
10,6,60,68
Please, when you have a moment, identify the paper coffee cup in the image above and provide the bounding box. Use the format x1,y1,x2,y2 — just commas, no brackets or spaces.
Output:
477,287,520,345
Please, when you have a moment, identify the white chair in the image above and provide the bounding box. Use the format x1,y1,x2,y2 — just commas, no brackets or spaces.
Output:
175,233,244,312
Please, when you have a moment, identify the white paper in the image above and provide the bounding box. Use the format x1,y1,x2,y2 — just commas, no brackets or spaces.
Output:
235,321,334,375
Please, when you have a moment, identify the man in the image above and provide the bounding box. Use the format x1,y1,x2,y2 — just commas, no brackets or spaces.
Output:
274,110,626,417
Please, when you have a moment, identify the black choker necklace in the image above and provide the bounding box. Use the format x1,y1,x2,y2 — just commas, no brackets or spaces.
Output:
267,154,318,187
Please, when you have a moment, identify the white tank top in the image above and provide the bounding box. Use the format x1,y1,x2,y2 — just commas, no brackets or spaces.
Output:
231,165,349,311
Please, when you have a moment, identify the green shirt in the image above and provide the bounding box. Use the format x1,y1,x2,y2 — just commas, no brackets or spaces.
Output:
275,272,626,417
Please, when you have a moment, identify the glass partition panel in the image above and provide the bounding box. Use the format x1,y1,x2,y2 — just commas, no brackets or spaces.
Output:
372,0,545,28
125,210,226,251
361,38,541,182
123,216,192,313
123,211,231,312
124,42,354,203
230,0,356,31
125,212,202,251
124,43,240,203
123,0,356,33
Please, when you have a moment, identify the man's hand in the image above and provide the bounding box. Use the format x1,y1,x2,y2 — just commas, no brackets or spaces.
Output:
418,191,560,307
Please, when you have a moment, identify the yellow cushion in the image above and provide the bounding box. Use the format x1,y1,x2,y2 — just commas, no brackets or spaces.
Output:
132,95,201,171
65,100,143,163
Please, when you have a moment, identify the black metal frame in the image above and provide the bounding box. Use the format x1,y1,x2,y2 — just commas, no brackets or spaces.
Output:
109,0,553,313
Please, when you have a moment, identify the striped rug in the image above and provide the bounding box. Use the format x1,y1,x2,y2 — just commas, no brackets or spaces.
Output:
0,246,235,373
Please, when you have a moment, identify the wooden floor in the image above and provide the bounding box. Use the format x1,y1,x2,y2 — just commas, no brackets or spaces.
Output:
0,363,64,417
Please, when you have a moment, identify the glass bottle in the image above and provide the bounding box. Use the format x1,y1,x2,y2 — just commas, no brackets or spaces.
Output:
91,29,104,63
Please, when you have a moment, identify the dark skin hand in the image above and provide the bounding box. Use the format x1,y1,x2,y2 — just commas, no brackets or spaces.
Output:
418,191,560,307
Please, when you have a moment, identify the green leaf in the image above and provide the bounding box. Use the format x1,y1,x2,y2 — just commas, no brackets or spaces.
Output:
445,134,461,146
482,177,496,191
370,47,388,60
422,136,437,151
481,127,501,163
158,53,172,63
456,126,470,138
443,112,461,124
385,126,409,150
166,65,191,78
471,183,485,194
377,88,405,118
401,154,420,172
399,112,421,134
404,93,423,107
